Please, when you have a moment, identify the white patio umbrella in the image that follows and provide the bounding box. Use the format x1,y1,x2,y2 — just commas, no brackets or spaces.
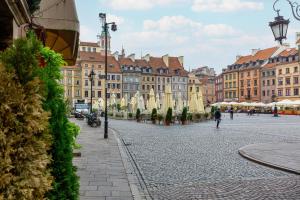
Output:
110,93,116,106
163,84,173,114
177,92,183,112
138,96,145,111
130,97,137,113
197,86,205,113
189,85,198,113
156,93,160,110
147,88,157,111
120,97,126,109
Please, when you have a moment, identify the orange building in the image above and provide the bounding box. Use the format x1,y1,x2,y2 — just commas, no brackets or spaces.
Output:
236,47,279,102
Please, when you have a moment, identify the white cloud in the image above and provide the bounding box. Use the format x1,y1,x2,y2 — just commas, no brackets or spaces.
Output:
105,0,185,10
192,0,264,12
203,24,239,37
80,25,97,42
107,14,125,25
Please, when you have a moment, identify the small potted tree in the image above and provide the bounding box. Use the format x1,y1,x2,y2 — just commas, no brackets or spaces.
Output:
157,114,163,125
151,108,157,124
165,108,172,126
136,108,141,122
181,107,188,125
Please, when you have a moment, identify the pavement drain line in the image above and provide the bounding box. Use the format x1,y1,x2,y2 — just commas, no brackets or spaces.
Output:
110,128,153,200
238,149,300,175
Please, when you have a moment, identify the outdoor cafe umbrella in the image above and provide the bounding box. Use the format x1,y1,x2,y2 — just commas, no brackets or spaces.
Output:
120,97,126,109
197,86,205,113
163,84,173,114
148,88,157,111
189,85,198,113
156,93,160,110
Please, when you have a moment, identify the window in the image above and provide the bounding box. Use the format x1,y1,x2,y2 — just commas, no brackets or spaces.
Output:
98,81,101,86
85,80,88,86
262,80,265,86
107,83,110,88
111,75,115,80
262,90,266,96
286,89,291,96
107,75,110,80
158,85,161,90
286,68,290,74
117,93,121,99
278,78,283,86
241,73,244,78
117,84,120,89
272,79,276,85
225,83,228,88
85,70,88,76
147,85,150,90
247,72,250,77
272,90,275,95
286,77,291,85
225,75,228,80
294,88,299,96
152,77,154,81
240,80,244,87
82,47,86,51
294,67,298,73
76,80,80,85
76,90,80,97
241,90,244,96
85,91,88,97
254,80,257,86
267,90,270,96
247,80,251,87
233,81,236,88
98,91,101,97
262,72,266,77
278,89,283,96
294,77,299,84
93,48,96,52
142,85,145,90
67,89,70,96
88,47,91,52
229,74,232,80
279,69,282,75
267,80,270,86
147,77,150,81
254,89,257,96
116,75,120,80
112,83,116,89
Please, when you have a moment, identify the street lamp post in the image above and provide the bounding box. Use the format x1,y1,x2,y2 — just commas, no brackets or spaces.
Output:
89,69,96,113
269,0,300,44
99,13,117,139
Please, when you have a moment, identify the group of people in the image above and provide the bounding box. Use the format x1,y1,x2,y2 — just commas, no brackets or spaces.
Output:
214,107,234,129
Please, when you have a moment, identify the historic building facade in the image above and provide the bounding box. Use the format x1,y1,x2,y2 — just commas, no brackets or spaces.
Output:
275,48,300,101
215,74,224,102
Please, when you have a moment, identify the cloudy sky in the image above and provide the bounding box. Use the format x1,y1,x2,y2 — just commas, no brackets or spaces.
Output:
75,0,300,73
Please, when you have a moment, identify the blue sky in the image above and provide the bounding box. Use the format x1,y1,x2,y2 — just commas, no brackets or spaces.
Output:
75,0,300,73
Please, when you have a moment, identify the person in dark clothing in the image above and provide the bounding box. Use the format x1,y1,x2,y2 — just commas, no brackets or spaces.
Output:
214,108,222,128
230,106,234,120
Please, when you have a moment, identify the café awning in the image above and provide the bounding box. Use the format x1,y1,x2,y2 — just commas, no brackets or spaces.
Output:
33,0,79,65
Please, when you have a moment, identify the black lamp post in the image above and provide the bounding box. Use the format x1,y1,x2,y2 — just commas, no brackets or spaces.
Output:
99,13,117,139
89,69,96,113
269,0,300,44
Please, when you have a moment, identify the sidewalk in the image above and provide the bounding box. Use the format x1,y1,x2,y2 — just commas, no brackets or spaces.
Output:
72,119,134,200
239,142,300,174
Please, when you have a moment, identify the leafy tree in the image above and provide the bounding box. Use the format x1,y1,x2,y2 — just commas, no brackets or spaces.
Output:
151,108,157,123
136,109,141,122
165,108,172,125
181,107,188,124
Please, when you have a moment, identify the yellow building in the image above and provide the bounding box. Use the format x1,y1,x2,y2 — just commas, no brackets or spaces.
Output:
61,65,82,105
275,48,300,101
222,69,239,102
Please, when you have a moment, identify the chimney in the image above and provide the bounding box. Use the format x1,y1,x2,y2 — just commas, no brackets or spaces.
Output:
162,54,169,67
178,56,184,67
113,51,119,61
142,54,150,62
128,53,135,62
251,49,260,56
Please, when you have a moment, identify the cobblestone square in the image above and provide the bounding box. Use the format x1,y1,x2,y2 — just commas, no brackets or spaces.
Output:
110,114,300,199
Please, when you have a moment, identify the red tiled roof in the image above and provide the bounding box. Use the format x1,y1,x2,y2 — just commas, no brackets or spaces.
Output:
235,47,279,65
119,57,135,66
80,41,99,47
77,51,120,73
279,48,298,57
135,59,149,67
263,62,277,69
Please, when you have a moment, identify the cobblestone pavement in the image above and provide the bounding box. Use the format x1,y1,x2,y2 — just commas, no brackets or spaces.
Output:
71,119,133,200
110,114,300,199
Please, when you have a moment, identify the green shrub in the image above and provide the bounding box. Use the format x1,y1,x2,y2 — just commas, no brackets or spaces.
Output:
181,107,188,123
195,113,202,120
128,113,133,118
151,108,158,122
136,109,141,121
39,46,79,200
0,65,53,200
188,113,193,121
157,114,164,124
165,108,172,124
117,104,121,112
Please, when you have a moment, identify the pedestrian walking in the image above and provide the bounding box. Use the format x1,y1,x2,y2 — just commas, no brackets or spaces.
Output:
230,106,234,120
214,108,222,129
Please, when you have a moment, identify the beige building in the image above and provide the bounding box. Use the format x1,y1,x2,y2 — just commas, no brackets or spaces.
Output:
222,69,239,102
188,73,202,102
61,65,82,104
275,48,300,101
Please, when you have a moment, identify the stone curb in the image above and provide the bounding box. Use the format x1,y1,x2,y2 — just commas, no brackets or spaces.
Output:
110,128,152,200
238,144,300,175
